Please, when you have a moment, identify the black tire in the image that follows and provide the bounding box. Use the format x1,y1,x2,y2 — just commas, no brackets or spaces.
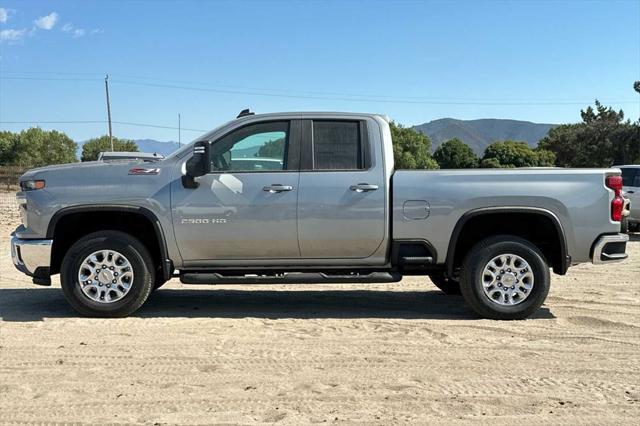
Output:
621,216,629,234
429,273,461,295
459,235,550,320
60,230,155,317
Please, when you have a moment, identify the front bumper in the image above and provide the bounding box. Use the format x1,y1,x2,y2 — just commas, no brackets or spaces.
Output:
591,233,629,264
10,233,53,283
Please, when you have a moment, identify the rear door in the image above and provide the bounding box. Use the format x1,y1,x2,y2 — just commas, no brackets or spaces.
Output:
171,120,301,262
296,118,387,262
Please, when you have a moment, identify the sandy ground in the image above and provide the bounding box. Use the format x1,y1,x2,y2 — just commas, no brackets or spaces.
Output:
0,191,639,425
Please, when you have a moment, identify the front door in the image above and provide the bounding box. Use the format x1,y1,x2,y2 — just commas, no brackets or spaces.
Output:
171,120,301,262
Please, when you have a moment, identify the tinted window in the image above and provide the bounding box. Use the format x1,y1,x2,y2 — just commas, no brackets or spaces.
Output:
210,121,288,172
313,121,362,170
621,168,638,186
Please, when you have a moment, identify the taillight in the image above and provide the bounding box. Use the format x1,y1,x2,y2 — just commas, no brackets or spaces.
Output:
606,175,624,221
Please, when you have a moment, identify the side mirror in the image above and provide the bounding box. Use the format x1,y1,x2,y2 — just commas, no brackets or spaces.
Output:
182,141,210,188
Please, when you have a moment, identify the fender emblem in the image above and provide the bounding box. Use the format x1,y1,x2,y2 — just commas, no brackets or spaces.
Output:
129,167,160,175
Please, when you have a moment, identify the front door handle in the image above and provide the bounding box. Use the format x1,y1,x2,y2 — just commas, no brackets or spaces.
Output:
263,184,293,193
350,183,379,193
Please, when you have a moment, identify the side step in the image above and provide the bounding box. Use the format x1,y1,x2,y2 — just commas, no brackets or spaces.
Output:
400,256,433,266
180,271,402,285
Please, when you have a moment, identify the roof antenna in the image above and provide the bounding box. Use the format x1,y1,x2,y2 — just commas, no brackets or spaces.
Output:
237,108,255,118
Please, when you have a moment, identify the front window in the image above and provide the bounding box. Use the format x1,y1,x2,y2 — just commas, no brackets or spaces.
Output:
210,121,289,172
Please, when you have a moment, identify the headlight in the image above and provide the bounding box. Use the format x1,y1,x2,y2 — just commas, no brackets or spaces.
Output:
20,180,46,191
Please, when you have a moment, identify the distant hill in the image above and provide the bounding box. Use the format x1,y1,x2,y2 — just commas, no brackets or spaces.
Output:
413,118,556,155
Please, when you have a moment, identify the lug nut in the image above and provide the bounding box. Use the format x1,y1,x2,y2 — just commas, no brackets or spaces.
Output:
507,268,511,272
98,283,103,287
102,265,107,269
500,270,505,274
112,279,117,284
106,284,111,288
114,272,118,277
110,266,114,270
498,283,502,287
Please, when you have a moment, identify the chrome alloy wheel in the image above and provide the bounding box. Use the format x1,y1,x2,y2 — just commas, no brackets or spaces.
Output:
77,250,134,303
481,253,534,306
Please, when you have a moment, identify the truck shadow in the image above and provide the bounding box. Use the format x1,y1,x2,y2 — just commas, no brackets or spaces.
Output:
0,287,555,322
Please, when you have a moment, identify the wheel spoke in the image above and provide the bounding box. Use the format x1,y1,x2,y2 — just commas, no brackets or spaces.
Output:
78,249,134,304
481,253,534,307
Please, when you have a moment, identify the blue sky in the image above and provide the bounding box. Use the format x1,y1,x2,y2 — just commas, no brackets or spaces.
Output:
1,0,639,143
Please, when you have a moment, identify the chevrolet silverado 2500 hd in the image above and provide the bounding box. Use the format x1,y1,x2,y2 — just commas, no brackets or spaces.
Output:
11,111,629,319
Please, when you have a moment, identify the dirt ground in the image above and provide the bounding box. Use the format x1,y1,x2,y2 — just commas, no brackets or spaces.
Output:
1,191,639,425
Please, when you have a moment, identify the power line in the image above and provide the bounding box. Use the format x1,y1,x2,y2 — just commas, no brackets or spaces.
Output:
0,120,208,133
1,74,637,106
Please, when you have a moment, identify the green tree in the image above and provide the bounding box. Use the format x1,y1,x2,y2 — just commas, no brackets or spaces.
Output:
390,122,439,169
256,137,285,158
538,100,639,166
634,81,640,94
433,138,478,168
482,140,541,168
479,157,503,168
0,128,77,167
534,148,556,167
81,136,138,161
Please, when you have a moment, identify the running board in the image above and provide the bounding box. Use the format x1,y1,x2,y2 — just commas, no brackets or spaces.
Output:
180,271,402,285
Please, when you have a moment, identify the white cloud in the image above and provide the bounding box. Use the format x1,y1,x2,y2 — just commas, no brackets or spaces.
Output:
34,12,58,30
73,28,85,38
0,8,9,23
62,23,73,33
0,28,27,42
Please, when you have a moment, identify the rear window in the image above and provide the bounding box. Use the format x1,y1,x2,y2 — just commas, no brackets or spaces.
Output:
312,121,362,170
621,168,638,187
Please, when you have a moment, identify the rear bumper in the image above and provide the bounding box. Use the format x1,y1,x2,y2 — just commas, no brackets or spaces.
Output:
591,233,628,264
10,232,53,283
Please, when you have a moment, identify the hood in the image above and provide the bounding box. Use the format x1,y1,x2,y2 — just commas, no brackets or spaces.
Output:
20,160,162,181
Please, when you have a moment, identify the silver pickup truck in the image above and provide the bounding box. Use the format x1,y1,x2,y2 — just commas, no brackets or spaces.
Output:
11,111,629,319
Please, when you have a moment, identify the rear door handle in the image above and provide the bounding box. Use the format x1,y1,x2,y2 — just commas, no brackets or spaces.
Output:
349,183,379,193
263,184,293,193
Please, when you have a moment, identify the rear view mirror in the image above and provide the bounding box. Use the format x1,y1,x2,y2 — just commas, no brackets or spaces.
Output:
182,141,210,188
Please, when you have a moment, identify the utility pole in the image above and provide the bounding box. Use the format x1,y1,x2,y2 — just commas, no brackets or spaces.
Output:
104,74,114,151
178,113,181,147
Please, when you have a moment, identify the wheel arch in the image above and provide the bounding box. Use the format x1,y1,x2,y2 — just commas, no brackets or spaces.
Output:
445,207,569,277
47,205,172,280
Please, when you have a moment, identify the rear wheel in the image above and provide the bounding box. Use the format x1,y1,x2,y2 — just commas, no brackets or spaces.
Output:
459,235,550,320
60,231,155,317
429,273,461,295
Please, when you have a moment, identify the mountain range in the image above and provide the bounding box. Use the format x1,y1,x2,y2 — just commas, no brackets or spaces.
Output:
76,118,557,159
413,118,556,155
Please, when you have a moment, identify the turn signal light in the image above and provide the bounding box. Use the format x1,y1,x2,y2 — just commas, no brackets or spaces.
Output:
20,180,46,191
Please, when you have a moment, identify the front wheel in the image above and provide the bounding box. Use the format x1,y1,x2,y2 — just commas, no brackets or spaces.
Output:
459,235,550,320
60,230,155,317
